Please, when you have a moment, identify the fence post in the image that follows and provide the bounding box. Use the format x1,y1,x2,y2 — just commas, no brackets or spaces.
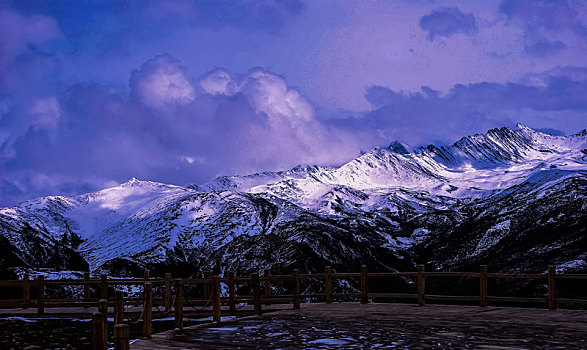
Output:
252,273,262,315
548,265,558,310
292,269,300,310
174,279,183,329
143,270,150,280
113,324,130,350
204,271,211,300
480,265,488,307
212,276,221,322
264,269,272,305
23,273,30,309
84,272,91,305
114,291,124,325
417,264,426,306
325,266,333,304
101,275,108,300
164,273,172,311
228,272,236,313
98,299,108,347
37,275,45,314
143,282,152,338
361,265,368,304
92,313,105,350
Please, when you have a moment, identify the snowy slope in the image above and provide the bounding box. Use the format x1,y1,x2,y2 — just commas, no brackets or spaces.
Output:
1,181,299,269
195,124,587,203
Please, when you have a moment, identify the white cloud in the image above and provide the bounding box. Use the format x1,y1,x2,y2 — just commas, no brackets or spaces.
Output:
181,155,204,164
199,68,315,124
243,69,314,123
194,66,364,170
199,68,237,95
130,54,195,110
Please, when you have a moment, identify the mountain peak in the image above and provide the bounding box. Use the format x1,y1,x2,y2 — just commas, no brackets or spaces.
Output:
117,177,178,190
515,123,533,130
387,141,411,154
515,123,545,136
121,177,142,186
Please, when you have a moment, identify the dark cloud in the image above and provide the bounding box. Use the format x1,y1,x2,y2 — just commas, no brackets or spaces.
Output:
419,7,477,40
542,66,587,80
0,8,62,91
535,128,565,136
500,0,587,57
3,0,306,64
143,0,306,32
500,0,584,34
524,39,566,57
7,0,307,31
325,73,587,148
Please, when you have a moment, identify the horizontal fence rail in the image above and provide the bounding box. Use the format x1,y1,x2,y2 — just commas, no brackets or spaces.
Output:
2,265,587,312
1,265,586,349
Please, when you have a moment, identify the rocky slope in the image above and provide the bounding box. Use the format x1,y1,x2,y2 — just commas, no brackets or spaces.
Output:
0,125,585,280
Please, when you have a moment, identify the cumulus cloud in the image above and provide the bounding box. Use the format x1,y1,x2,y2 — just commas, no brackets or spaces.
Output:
194,67,359,171
241,69,314,123
0,55,362,205
419,7,478,40
130,54,195,110
199,68,237,96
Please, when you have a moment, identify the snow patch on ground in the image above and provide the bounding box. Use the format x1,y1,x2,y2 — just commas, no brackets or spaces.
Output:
557,257,587,272
307,338,352,345
473,220,511,256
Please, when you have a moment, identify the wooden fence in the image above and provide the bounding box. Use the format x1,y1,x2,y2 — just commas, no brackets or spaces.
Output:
1,265,586,349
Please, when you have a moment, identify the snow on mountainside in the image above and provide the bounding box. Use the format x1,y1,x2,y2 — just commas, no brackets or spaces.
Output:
194,124,587,204
1,180,299,269
0,124,586,276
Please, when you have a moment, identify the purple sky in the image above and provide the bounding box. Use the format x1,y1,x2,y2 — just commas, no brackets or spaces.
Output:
1,0,586,205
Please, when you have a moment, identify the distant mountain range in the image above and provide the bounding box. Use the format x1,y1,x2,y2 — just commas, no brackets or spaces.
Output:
1,124,586,280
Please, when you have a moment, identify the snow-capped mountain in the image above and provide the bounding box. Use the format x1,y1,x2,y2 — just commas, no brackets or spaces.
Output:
194,123,586,208
0,125,586,278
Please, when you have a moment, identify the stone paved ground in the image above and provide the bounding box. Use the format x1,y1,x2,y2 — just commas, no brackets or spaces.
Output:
131,303,587,349
0,304,285,349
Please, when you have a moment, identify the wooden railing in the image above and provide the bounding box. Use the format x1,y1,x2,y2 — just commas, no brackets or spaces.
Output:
1,265,586,349
0,270,169,312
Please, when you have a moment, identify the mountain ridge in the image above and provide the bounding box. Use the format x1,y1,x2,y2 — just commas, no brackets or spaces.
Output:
193,124,586,201
0,124,585,278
